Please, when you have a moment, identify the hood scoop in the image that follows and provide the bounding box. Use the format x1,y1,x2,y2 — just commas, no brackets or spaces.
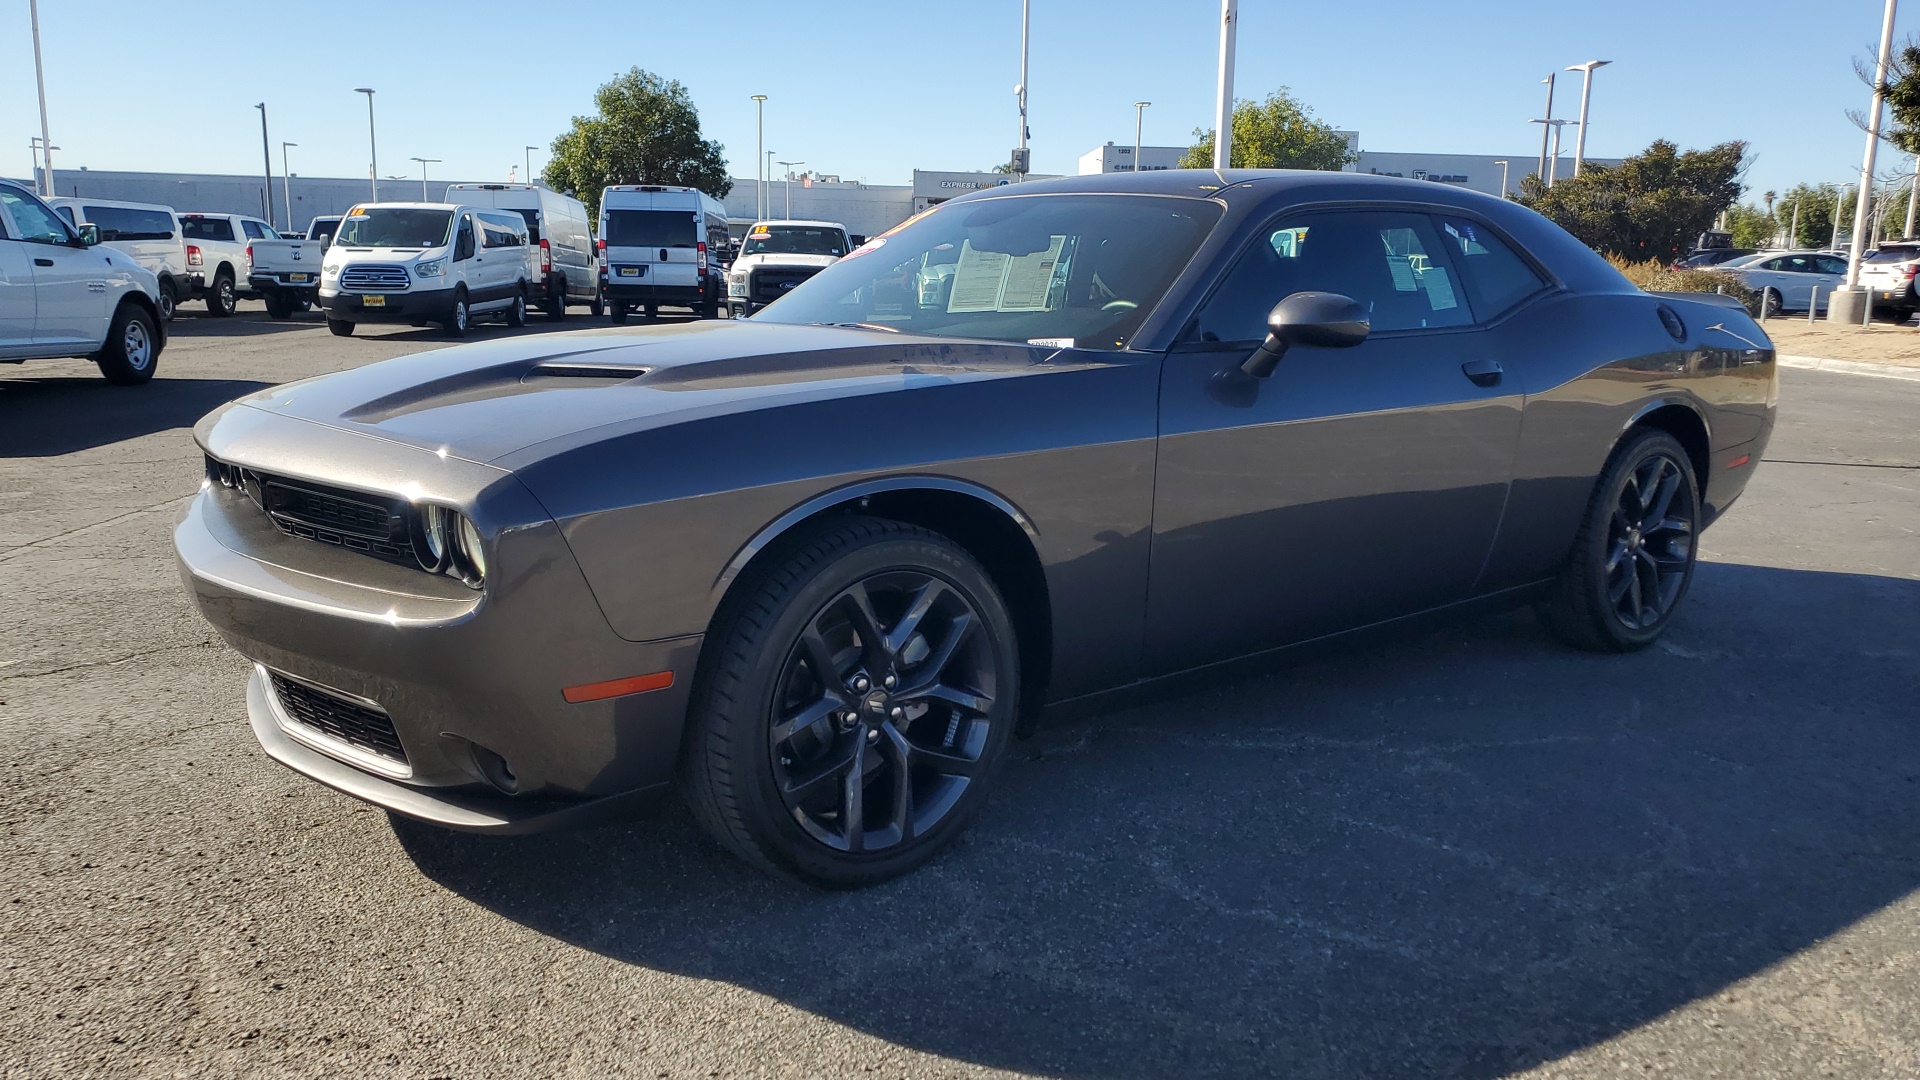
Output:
523,359,653,384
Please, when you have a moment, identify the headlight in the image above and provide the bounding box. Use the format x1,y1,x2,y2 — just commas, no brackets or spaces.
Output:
454,514,487,586
415,258,446,278
420,505,451,564
729,272,745,283
412,504,484,589
321,262,340,277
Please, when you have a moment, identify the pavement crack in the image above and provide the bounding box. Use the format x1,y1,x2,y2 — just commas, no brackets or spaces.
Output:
0,494,195,562
0,639,219,681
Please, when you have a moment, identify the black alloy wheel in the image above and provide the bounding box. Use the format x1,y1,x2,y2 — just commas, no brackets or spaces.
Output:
1539,430,1699,652
683,518,1018,887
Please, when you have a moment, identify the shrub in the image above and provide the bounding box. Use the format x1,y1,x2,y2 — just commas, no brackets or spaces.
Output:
1605,253,1762,316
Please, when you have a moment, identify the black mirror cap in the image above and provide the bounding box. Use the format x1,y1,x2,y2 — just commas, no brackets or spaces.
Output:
1243,291,1371,378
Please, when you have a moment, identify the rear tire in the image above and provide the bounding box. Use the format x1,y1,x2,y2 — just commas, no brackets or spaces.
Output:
609,303,628,325
589,293,604,317
327,319,354,337
264,291,293,319
207,269,237,317
94,302,158,386
544,278,567,320
157,279,176,323
682,517,1019,888
1537,430,1700,653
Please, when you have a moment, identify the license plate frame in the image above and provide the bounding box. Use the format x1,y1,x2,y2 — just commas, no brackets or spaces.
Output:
288,272,309,283
617,266,644,278
360,294,386,308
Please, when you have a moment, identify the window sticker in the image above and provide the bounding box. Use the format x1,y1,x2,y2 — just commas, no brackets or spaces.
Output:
945,236,1066,313
1422,266,1459,310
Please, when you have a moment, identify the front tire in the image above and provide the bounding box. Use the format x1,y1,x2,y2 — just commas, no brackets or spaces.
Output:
157,279,176,323
443,288,469,337
207,270,237,317
94,302,158,385
682,518,1019,888
1761,288,1781,318
1538,430,1700,652
328,319,354,337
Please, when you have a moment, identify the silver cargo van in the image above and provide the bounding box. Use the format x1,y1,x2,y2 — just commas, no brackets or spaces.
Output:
446,183,600,319
597,185,728,321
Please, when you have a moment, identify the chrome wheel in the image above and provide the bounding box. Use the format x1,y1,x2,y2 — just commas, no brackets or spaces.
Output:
123,318,152,371
769,570,998,853
1605,452,1693,630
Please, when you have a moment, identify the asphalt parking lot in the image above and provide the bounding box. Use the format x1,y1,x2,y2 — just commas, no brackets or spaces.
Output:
3,306,1918,1079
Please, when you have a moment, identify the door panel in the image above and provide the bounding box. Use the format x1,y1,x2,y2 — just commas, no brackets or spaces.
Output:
0,189,104,347
0,240,36,355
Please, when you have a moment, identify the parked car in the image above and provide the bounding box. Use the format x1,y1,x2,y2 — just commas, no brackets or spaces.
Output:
246,232,323,318
318,202,536,337
179,212,277,317
447,184,601,319
1856,239,1920,321
725,219,852,318
48,197,187,322
1716,250,1848,316
1672,248,1755,270
597,184,728,321
1,179,165,383
177,170,1776,886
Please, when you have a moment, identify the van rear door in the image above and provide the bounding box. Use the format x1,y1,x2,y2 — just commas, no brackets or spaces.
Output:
603,203,699,293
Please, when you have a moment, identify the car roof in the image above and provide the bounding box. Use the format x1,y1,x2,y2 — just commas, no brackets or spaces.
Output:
751,219,848,229
49,196,176,213
952,167,1506,204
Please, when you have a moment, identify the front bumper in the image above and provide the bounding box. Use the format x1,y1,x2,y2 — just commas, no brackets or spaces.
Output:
174,414,701,831
320,288,457,324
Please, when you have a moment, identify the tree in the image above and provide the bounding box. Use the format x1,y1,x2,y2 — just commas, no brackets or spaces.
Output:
1178,89,1356,171
1515,139,1747,260
543,67,730,220
1775,183,1859,248
1723,203,1778,249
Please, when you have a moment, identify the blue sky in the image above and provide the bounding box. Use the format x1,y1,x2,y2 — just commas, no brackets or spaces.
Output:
1,0,1908,202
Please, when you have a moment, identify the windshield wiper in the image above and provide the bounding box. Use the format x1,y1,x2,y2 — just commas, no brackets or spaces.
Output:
818,321,903,334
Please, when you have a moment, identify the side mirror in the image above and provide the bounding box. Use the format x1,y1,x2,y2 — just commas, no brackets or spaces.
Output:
75,223,100,247
1242,291,1370,379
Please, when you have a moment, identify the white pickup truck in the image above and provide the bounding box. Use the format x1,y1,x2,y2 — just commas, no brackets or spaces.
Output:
724,220,852,318
177,212,277,317
247,231,324,318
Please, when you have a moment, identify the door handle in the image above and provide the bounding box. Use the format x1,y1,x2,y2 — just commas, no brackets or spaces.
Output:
1461,359,1503,387
34,258,54,267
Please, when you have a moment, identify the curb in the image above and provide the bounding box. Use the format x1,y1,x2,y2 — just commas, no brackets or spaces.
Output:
1778,354,1920,383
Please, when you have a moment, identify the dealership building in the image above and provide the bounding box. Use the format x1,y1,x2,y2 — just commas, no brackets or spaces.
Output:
1078,136,1617,198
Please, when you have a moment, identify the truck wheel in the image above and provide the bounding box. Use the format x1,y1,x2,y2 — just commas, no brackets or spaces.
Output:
506,288,527,328
157,279,176,322
264,291,293,320
643,304,658,322
544,277,567,320
443,288,470,337
590,291,604,317
207,269,237,317
610,303,628,325
94,302,159,385
328,319,354,337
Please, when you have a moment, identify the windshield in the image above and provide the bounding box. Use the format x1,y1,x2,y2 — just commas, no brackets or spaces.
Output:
1866,246,1920,263
754,194,1222,348
333,208,454,249
743,225,848,257
605,209,694,248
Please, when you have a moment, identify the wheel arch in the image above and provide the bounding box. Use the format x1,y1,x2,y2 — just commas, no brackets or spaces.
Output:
115,290,163,335
1621,399,1710,489
709,477,1054,728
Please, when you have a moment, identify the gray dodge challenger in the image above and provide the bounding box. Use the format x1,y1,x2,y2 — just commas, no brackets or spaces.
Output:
177,170,1777,886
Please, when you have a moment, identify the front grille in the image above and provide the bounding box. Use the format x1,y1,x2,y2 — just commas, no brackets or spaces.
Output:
269,672,408,765
340,264,410,291
206,457,418,569
752,267,820,303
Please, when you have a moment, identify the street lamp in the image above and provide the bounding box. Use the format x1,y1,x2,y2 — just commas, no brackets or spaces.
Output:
354,88,378,200
1529,118,1572,187
1132,101,1151,174
524,145,539,185
281,143,296,233
777,160,804,218
254,103,275,229
1535,73,1557,181
751,95,768,220
1565,60,1611,177
29,0,53,196
410,157,441,202
1833,183,1853,251
1493,159,1510,197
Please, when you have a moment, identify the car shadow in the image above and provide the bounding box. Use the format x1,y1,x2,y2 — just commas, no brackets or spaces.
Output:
164,309,321,336
394,560,1920,1078
0,375,271,457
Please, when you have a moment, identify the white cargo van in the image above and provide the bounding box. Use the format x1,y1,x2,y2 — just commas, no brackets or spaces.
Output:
50,197,188,322
597,185,728,321
318,203,537,338
446,184,600,319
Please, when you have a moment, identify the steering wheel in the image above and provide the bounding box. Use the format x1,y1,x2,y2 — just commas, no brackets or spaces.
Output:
1101,299,1138,312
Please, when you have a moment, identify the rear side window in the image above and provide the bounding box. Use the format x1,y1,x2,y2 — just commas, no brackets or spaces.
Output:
181,217,235,242
509,208,541,242
1433,216,1547,320
478,212,527,248
605,209,695,248
1814,255,1849,275
84,205,175,241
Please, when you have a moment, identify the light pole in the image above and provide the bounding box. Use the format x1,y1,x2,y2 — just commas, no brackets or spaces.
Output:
254,103,275,229
354,88,378,200
1833,184,1852,251
1845,0,1899,296
28,138,58,197
1535,73,1557,181
1016,0,1030,179
410,157,441,202
1131,101,1151,173
29,0,55,196
1906,155,1918,239
764,151,775,212
1212,0,1238,169
1529,118,1571,186
1494,160,1510,197
751,95,767,219
777,160,804,218
1546,119,1572,187
280,142,296,233
1565,60,1611,177
524,145,539,186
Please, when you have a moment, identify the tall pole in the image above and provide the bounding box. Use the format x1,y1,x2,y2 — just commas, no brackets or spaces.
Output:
1213,0,1238,170
1907,156,1919,239
524,145,539,186
280,142,295,233
1846,0,1898,291
1790,198,1801,247
1494,159,1509,196
355,88,378,200
1016,0,1030,179
1132,101,1151,173
29,0,54,196
751,95,767,219
1833,185,1851,251
1547,121,1565,188
255,103,274,229
1566,60,1611,177
411,158,440,202
777,161,802,218
1536,73,1556,180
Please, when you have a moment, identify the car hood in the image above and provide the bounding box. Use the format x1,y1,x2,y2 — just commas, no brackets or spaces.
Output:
731,252,840,271
221,322,1069,466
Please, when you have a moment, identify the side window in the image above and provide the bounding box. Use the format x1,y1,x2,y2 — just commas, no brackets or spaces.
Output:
1192,210,1472,341
241,219,265,240
1814,255,1848,275
455,216,476,259
1433,216,1547,320
0,187,74,245
55,205,75,225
